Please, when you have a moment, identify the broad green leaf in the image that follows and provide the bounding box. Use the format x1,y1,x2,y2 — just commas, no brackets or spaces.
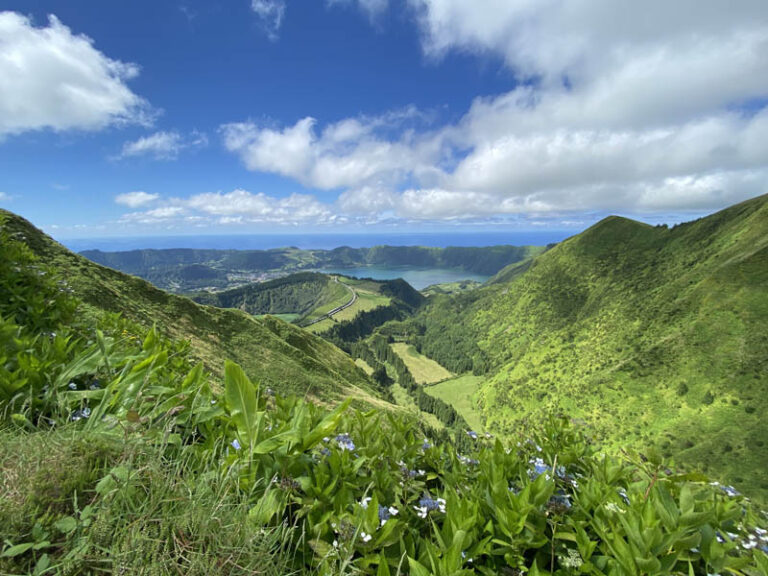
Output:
54,516,77,534
224,361,259,446
2,542,33,557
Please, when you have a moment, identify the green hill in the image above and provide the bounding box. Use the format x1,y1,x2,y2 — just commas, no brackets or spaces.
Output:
192,272,349,323
0,210,386,406
393,194,768,500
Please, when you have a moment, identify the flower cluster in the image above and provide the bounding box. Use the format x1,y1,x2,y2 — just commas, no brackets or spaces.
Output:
414,494,446,519
335,433,356,452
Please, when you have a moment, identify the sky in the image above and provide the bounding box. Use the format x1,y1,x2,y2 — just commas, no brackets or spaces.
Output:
0,1,766,239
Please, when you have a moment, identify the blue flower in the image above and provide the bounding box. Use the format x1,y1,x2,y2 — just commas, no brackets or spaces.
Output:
335,434,355,451
721,485,740,497
529,457,551,479
68,382,77,390
231,439,241,451
70,407,91,421
378,505,398,526
466,430,478,440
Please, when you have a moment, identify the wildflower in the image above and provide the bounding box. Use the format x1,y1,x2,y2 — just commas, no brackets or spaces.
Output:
461,551,473,564
70,407,91,421
333,540,339,548
320,447,331,457
484,432,493,439
377,505,399,526
360,496,372,509
466,430,478,440
458,455,479,466
231,439,241,451
68,382,77,390
547,491,572,515
416,495,446,517
361,531,372,543
721,485,740,497
421,439,431,451
266,387,275,396
335,434,355,451
617,488,630,505
529,457,551,480
89,380,100,390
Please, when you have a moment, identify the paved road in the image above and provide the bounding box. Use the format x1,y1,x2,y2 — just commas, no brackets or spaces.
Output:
305,277,357,325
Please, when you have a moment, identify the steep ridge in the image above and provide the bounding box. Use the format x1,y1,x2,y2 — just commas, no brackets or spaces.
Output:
0,210,385,405
398,194,768,499
192,272,348,321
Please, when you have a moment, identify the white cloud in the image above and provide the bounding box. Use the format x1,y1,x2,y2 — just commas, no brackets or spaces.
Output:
115,191,160,208
120,206,185,224
187,189,335,224
117,189,340,228
0,192,9,202
0,12,150,138
222,1,768,221
118,130,207,160
221,108,438,190
251,0,286,41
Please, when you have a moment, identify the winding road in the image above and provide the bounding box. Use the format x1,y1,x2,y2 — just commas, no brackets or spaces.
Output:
305,277,357,325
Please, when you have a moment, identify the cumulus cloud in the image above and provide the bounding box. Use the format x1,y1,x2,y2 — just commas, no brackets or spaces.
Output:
220,1,768,222
118,130,207,160
115,191,160,208
251,0,286,40
221,107,439,191
117,189,341,228
0,12,150,138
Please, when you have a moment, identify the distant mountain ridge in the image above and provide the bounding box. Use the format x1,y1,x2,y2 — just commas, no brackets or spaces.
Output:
80,244,544,292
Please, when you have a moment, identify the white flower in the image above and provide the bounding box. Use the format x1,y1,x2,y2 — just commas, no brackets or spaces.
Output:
333,539,338,548
360,496,372,509
414,506,428,519
388,506,399,516
361,531,372,543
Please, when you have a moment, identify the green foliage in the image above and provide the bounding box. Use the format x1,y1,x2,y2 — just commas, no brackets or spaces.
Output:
194,271,349,321
1,206,767,575
392,194,768,502
0,209,383,406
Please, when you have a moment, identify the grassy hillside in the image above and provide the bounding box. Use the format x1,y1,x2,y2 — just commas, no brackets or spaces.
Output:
192,272,349,323
394,195,768,501
0,210,385,405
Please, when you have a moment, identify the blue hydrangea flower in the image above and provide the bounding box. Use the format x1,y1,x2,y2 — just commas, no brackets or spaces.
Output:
335,434,355,451
529,457,551,479
231,439,241,451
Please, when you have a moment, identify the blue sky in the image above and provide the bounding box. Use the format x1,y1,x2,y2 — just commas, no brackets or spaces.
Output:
0,1,766,238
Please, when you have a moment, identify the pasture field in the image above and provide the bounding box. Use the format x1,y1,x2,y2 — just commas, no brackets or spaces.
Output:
424,374,485,432
390,342,453,384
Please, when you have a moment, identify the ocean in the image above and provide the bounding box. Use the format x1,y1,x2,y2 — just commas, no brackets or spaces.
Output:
61,230,576,252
